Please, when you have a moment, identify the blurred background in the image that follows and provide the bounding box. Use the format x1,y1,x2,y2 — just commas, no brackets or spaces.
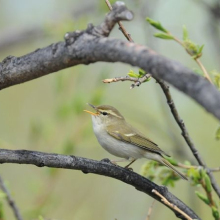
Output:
0,0,220,219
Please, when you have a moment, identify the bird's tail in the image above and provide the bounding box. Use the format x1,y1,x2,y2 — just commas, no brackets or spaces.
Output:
160,157,188,180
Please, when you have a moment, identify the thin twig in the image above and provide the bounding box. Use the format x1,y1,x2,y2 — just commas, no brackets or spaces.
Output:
103,76,138,83
130,74,151,89
105,0,134,42
177,163,197,170
0,175,23,220
210,167,220,172
102,74,151,89
156,79,220,198
195,58,212,83
152,189,193,220
146,200,156,220
104,0,220,198
177,163,220,173
172,36,213,84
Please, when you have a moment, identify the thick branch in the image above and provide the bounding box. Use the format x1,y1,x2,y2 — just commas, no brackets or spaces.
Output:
0,148,200,220
0,3,220,120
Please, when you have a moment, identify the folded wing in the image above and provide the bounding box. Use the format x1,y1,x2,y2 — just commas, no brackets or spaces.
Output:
107,123,170,157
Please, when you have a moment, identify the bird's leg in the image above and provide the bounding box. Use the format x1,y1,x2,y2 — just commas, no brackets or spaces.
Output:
124,159,136,170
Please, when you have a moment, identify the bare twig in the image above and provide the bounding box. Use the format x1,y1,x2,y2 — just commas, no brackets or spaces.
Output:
0,175,23,220
103,76,138,83
102,74,151,89
210,167,220,172
152,189,193,220
146,200,156,220
172,36,213,84
105,0,134,42
156,79,220,198
177,163,220,173
177,163,197,170
195,58,212,83
130,74,151,89
104,1,220,198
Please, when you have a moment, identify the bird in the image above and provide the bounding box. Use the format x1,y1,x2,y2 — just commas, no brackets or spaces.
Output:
84,103,187,180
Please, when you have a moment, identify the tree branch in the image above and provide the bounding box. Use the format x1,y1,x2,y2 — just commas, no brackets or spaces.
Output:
102,74,151,89
0,3,220,120
104,0,220,200
156,78,220,197
0,148,200,220
152,190,193,220
0,175,23,220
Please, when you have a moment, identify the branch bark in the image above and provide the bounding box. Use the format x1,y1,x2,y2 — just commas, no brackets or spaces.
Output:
0,3,219,120
0,148,200,220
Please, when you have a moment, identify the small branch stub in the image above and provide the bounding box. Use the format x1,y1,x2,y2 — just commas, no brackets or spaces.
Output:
102,74,151,89
152,189,193,220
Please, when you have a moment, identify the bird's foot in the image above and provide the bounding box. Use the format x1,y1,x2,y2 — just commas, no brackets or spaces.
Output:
101,158,112,163
124,166,133,171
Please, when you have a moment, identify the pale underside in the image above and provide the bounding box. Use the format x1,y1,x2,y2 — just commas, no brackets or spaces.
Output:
91,114,187,180
92,115,169,159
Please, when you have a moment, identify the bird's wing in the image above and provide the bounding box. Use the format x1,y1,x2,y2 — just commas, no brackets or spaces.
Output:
107,123,170,157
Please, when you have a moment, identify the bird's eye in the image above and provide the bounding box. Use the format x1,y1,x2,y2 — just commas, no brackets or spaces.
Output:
102,112,108,116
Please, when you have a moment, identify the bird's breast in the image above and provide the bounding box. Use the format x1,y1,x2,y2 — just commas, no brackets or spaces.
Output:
91,116,145,159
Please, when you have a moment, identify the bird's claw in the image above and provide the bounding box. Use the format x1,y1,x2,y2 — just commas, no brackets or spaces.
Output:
101,158,112,163
124,166,133,171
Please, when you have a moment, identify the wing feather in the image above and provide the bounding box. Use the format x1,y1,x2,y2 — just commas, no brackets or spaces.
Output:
107,122,170,157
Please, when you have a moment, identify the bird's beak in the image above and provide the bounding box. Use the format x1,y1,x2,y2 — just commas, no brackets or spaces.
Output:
84,110,98,116
84,103,99,116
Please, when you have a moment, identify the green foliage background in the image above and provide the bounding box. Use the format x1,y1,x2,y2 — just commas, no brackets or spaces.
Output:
0,0,219,219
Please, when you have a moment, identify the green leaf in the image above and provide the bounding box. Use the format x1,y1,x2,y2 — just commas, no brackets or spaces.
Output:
182,25,188,40
204,173,212,193
159,169,179,187
146,17,168,33
187,167,201,184
200,168,206,179
138,69,146,76
215,126,220,140
183,39,204,58
143,77,151,83
198,44,204,54
195,191,210,205
154,33,174,40
212,206,220,220
141,161,157,181
183,39,198,56
128,70,139,78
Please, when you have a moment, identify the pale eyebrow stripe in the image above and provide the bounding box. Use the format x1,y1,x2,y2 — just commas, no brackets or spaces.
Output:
99,109,122,118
